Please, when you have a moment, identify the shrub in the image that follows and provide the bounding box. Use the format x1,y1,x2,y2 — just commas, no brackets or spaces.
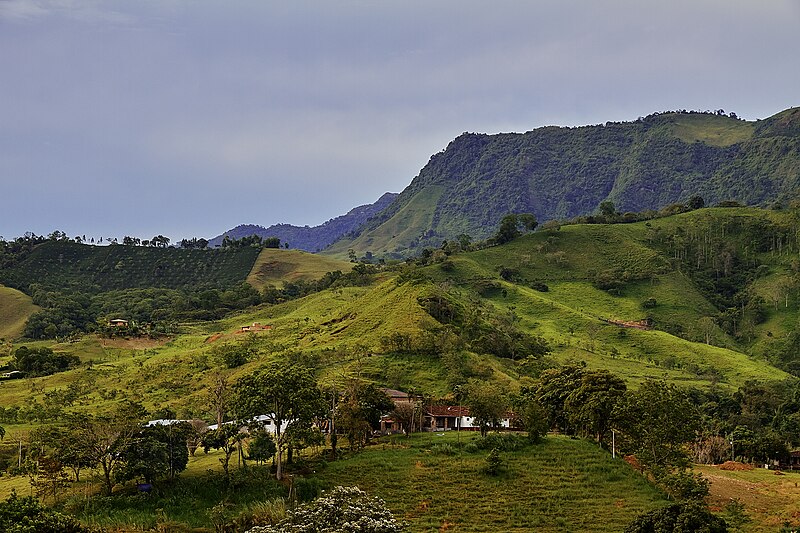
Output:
485,448,502,476
431,443,458,456
641,297,657,309
249,486,405,532
295,477,321,502
463,442,479,454
0,491,89,533
530,281,549,292
625,502,727,533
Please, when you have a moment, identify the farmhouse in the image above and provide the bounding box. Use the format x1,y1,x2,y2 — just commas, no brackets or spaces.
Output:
378,388,421,433
1,370,23,380
108,318,129,327
426,405,513,431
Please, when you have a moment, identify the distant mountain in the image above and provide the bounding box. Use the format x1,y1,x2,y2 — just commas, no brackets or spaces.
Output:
209,192,398,251
327,107,800,258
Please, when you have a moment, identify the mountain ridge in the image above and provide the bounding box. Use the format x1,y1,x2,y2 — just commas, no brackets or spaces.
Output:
209,192,398,251
326,108,800,258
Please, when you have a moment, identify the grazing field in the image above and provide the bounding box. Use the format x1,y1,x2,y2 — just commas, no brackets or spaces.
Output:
246,248,352,290
696,464,800,532
317,433,667,533
0,285,39,340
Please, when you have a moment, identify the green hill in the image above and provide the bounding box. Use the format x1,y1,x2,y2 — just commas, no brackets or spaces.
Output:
0,285,39,340
246,248,353,291
0,240,261,293
328,108,800,258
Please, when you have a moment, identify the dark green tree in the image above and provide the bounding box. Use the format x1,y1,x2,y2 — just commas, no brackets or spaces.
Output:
232,363,324,480
565,370,626,444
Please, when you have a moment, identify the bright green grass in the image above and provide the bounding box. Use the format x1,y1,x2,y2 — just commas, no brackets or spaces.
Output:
0,285,39,340
317,433,667,532
668,113,755,147
246,248,353,291
327,185,445,258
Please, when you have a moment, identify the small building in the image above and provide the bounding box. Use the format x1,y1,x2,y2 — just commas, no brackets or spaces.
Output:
207,414,290,436
241,322,272,333
425,406,513,432
108,318,129,327
785,450,800,470
1,370,23,380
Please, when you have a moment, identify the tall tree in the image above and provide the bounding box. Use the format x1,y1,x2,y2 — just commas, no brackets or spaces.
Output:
615,380,700,471
232,363,324,480
564,370,626,444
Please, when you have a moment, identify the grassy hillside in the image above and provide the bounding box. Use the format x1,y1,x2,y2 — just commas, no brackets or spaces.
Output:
330,108,800,257
246,248,353,291
318,433,667,533
0,285,39,340
0,240,260,293
0,208,795,423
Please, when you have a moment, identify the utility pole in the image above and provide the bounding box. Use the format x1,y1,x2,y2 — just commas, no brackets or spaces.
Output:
611,429,616,459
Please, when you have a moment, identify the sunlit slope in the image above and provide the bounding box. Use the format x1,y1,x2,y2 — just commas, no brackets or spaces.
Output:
246,248,353,290
0,285,39,339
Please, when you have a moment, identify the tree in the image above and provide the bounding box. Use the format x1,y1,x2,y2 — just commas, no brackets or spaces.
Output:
465,381,508,437
599,201,617,220
117,424,190,484
391,402,422,436
232,363,324,480
564,370,626,444
615,380,700,471
251,486,405,533
687,195,706,210
512,388,549,443
77,403,145,495
494,214,538,244
336,382,394,451
247,430,277,465
535,363,586,434
201,424,244,480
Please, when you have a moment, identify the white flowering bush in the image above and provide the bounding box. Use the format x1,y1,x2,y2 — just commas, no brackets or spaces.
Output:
247,486,406,533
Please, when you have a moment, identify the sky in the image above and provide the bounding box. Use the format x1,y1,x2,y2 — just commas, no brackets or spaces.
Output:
1,0,799,242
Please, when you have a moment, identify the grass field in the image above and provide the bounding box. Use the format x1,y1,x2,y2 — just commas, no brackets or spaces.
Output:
696,464,800,532
316,432,667,533
0,285,39,340
0,433,670,532
246,248,352,291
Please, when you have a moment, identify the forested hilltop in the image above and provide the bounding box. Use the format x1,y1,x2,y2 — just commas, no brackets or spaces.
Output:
329,107,800,258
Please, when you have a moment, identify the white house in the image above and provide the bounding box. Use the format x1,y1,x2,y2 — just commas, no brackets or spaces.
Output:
207,414,290,435
426,406,513,431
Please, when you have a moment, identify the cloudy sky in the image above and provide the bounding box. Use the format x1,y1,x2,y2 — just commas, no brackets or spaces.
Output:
1,1,798,242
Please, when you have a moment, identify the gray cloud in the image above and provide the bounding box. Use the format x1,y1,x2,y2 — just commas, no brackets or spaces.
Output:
1,0,798,241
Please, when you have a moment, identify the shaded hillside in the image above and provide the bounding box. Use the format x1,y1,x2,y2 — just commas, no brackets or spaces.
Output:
0,240,260,293
209,192,398,251
0,285,39,340
329,108,800,258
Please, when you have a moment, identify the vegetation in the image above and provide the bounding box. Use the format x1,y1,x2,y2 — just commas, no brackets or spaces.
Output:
329,107,800,257
3,203,800,530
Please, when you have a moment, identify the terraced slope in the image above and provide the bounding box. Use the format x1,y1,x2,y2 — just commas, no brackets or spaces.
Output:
0,240,261,293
